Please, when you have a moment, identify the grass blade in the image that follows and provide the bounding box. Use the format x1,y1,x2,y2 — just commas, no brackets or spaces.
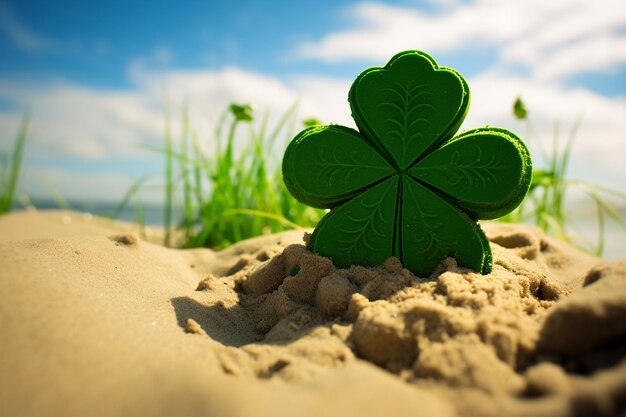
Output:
0,111,30,214
223,208,304,230
163,99,174,246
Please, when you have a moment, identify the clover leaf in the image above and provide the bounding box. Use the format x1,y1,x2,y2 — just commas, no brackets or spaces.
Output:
282,51,532,276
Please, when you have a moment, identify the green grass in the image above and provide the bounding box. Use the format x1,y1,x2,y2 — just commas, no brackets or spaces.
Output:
0,112,29,214
498,98,626,256
139,102,325,249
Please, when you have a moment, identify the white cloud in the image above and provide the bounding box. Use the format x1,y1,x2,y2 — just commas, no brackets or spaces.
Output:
0,66,352,163
0,81,163,159
532,33,626,80
501,1,626,79
140,66,297,115
129,65,354,150
0,66,355,202
295,0,626,80
295,1,540,61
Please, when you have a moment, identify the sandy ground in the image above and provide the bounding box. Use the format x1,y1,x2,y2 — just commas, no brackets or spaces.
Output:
1,210,625,417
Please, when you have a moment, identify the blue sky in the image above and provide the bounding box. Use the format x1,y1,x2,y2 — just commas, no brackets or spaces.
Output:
1,0,423,87
1,0,625,207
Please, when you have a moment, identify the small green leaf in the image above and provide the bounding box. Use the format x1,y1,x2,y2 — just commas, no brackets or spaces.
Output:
229,103,254,122
303,117,323,128
513,97,528,120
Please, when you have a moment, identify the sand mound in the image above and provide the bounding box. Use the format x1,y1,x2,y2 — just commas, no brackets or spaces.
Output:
1,210,625,417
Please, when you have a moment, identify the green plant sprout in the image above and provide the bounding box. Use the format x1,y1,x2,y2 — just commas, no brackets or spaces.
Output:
132,100,324,248
499,97,626,256
302,117,323,128
283,51,532,276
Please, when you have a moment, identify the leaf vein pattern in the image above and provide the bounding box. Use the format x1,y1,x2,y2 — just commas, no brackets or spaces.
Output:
377,83,434,164
309,147,387,187
338,181,395,257
413,144,501,188
406,181,457,257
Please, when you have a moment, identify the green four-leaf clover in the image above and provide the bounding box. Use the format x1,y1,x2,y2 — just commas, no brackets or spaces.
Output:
282,51,532,276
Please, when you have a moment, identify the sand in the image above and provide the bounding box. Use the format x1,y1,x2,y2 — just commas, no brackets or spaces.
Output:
1,209,625,417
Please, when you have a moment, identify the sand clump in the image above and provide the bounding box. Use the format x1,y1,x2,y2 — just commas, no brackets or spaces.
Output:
1,211,626,417
223,240,547,383
191,222,626,415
